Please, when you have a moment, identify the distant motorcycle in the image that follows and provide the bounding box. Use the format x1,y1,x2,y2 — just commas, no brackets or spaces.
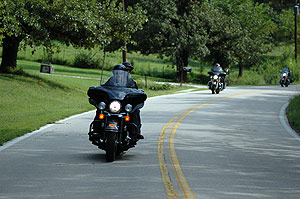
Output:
208,71,225,94
279,69,291,87
87,70,147,162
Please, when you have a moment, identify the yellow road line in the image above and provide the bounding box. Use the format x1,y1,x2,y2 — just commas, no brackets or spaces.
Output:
158,91,268,198
158,106,198,198
169,108,197,199
158,118,179,199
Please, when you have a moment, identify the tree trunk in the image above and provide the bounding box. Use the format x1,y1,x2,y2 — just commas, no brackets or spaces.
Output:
0,35,22,73
176,49,189,83
238,65,243,77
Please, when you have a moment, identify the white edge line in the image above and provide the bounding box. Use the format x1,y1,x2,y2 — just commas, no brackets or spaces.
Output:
0,110,95,152
0,91,196,152
279,103,300,142
0,90,201,152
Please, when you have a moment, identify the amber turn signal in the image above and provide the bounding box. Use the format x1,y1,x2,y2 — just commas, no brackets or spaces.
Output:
99,114,104,120
125,115,130,122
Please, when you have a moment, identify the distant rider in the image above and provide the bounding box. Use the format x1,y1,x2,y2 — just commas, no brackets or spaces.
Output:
209,63,227,89
280,66,293,83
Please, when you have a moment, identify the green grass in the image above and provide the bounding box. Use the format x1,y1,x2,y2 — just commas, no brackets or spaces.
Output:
14,43,179,81
288,95,300,133
0,72,95,145
0,60,196,146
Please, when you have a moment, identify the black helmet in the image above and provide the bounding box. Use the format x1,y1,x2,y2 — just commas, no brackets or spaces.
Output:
122,62,133,70
113,64,127,71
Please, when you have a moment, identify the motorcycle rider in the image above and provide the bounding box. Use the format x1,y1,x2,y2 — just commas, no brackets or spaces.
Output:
93,64,144,140
104,64,128,86
208,63,227,89
123,62,138,89
280,66,293,83
122,62,144,139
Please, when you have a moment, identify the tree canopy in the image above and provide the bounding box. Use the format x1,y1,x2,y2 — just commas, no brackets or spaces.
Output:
206,0,275,76
131,0,275,77
0,0,295,78
0,0,147,72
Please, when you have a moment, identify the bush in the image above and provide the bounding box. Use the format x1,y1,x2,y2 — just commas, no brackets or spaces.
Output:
227,69,266,86
73,52,99,69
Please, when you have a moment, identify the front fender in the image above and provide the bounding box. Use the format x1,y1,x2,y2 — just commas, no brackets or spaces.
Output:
105,121,119,132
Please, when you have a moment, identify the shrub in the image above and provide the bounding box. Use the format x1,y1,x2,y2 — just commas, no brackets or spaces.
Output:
227,69,265,86
73,52,99,69
50,56,68,66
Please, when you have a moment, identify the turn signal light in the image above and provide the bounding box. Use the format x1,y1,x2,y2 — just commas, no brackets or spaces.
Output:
99,114,104,120
125,115,130,122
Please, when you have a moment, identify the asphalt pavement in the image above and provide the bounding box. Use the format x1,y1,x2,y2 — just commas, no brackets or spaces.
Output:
1,85,300,199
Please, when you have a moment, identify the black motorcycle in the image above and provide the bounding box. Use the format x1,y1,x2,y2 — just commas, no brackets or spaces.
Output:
208,71,225,94
87,70,147,162
279,69,291,87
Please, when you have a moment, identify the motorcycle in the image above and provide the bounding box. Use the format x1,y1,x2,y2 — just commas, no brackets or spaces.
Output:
87,70,147,162
208,72,224,94
279,70,291,87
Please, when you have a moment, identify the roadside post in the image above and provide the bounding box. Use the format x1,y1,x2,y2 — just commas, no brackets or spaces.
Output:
294,3,299,62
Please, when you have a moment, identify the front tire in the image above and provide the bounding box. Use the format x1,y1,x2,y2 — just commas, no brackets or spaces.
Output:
105,132,117,162
211,85,216,94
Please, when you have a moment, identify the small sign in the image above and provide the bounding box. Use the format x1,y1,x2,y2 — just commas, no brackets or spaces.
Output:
294,5,299,15
40,62,54,74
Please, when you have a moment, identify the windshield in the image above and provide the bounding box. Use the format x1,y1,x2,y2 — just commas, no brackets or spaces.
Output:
212,66,223,72
103,70,129,87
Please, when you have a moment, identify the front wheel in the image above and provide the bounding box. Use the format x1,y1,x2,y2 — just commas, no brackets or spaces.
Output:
105,132,117,162
211,85,216,94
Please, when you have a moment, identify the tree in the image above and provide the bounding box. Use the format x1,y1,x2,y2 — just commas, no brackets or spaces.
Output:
103,1,147,56
254,0,295,11
273,8,295,43
131,0,274,79
206,0,275,77
0,1,4,44
132,0,209,82
0,0,147,73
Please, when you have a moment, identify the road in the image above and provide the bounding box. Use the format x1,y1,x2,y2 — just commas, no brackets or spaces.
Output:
0,85,300,199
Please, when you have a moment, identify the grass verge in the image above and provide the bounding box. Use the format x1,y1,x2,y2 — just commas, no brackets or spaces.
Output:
288,95,300,134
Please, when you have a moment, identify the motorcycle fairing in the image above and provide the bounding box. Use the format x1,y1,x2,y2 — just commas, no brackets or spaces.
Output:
88,70,146,107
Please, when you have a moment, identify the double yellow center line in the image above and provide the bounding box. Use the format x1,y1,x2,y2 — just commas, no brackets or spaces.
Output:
158,91,266,198
157,102,210,199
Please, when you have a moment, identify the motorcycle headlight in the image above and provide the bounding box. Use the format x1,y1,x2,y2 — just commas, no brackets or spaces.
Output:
213,75,218,80
109,101,121,113
125,104,132,112
283,73,287,77
98,102,106,110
